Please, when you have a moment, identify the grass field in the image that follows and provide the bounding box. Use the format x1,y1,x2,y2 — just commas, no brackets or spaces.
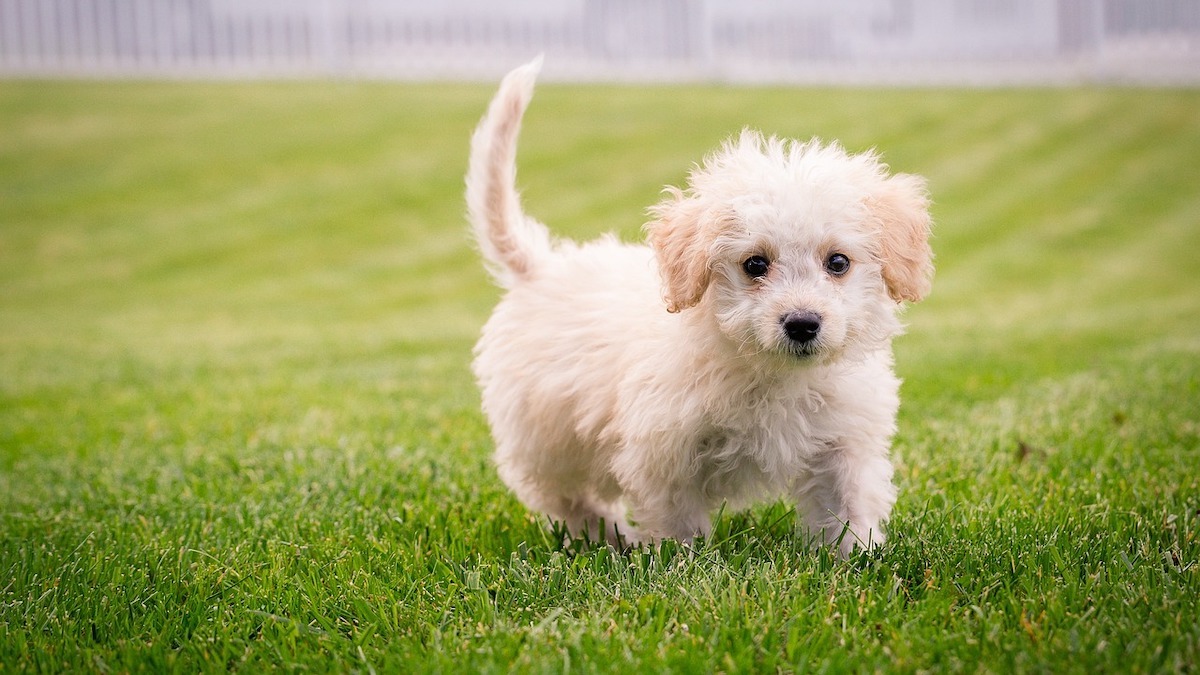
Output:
1,78,1198,672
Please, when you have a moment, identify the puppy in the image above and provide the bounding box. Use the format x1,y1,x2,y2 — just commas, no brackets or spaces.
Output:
466,59,932,557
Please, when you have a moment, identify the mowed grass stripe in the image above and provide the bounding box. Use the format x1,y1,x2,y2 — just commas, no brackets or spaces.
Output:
932,94,1165,254
1,86,489,353
910,90,1200,356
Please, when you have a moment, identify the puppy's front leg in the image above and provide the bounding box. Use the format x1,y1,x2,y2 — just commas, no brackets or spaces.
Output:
612,434,714,545
623,481,712,546
792,444,897,558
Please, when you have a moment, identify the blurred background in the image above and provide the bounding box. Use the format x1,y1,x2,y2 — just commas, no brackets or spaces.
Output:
1,0,1198,85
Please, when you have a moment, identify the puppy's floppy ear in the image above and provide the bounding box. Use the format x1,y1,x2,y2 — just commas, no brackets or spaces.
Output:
645,188,721,313
868,173,934,303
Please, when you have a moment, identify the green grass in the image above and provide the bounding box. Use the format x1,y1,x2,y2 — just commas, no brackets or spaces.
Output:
1,79,1198,672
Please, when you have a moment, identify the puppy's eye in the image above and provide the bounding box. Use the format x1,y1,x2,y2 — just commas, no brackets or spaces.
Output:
742,255,770,279
826,253,851,276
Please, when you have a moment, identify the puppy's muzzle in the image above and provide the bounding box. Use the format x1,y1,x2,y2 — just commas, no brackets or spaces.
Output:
781,311,822,345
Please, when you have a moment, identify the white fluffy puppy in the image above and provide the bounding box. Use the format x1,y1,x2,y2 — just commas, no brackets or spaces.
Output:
467,59,932,557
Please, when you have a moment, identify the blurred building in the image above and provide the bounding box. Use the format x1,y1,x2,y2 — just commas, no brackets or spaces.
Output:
1,0,1197,84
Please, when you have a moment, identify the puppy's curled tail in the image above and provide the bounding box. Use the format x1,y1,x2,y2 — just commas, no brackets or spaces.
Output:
466,57,552,288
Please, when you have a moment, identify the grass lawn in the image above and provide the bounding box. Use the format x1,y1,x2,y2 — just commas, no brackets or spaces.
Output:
1,78,1198,672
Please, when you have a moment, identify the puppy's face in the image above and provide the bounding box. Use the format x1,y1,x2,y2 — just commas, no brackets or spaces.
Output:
707,196,891,364
647,131,933,364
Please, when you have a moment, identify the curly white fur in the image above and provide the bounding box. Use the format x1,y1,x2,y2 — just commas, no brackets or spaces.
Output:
467,59,933,557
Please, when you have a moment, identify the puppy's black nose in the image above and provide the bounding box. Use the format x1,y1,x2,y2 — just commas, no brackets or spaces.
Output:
782,311,822,344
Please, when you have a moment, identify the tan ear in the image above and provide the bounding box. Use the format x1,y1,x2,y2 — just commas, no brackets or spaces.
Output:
645,189,718,313
869,173,934,303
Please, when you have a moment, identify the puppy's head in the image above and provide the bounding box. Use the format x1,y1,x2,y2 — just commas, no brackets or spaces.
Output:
645,130,933,363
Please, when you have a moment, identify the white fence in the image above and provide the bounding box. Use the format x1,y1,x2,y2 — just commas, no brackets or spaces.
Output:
1,0,1198,84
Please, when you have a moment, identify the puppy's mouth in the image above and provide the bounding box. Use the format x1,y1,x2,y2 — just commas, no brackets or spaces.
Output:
784,342,820,359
